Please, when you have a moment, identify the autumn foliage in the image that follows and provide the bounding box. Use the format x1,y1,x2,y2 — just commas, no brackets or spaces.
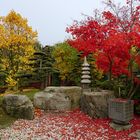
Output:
66,0,140,98
1,108,140,139
0,10,37,88
52,42,79,84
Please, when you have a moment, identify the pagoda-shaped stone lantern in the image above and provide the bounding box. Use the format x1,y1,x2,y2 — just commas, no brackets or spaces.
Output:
81,56,91,92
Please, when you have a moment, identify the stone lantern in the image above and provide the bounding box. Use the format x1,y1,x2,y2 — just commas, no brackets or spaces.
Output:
81,56,91,92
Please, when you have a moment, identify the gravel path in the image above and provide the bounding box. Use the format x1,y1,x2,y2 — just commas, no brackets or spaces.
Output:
0,109,139,140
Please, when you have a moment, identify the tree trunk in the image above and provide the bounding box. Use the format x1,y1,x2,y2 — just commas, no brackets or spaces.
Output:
128,60,134,98
108,61,113,82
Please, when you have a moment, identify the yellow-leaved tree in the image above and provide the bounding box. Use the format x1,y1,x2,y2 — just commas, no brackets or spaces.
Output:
52,42,79,85
0,10,37,89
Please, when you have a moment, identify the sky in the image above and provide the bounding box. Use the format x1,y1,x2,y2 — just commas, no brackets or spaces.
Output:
0,0,125,46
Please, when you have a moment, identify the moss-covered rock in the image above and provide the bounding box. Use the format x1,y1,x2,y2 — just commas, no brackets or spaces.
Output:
80,90,114,118
2,94,34,120
34,86,82,110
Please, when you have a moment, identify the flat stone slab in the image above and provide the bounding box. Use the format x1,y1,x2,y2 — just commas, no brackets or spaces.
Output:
109,122,133,131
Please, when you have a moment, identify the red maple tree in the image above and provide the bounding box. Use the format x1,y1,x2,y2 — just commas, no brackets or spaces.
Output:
66,0,140,98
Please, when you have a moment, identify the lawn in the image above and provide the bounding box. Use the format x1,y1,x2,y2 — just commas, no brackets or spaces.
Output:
0,88,40,128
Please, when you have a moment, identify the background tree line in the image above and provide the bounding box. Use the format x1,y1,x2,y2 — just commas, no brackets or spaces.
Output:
0,10,105,91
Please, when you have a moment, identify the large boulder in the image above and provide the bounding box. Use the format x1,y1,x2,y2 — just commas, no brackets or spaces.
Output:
34,86,82,110
80,90,114,118
34,92,71,111
2,94,34,120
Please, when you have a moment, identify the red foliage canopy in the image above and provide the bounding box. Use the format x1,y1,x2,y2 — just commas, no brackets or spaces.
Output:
66,0,140,81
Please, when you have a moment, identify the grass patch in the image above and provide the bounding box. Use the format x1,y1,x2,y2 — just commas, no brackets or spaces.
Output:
0,108,16,129
15,88,41,101
0,88,41,128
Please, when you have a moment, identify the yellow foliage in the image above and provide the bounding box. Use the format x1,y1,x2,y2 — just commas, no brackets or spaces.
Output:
0,25,7,48
53,42,78,80
0,10,37,88
6,75,17,87
130,46,138,55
